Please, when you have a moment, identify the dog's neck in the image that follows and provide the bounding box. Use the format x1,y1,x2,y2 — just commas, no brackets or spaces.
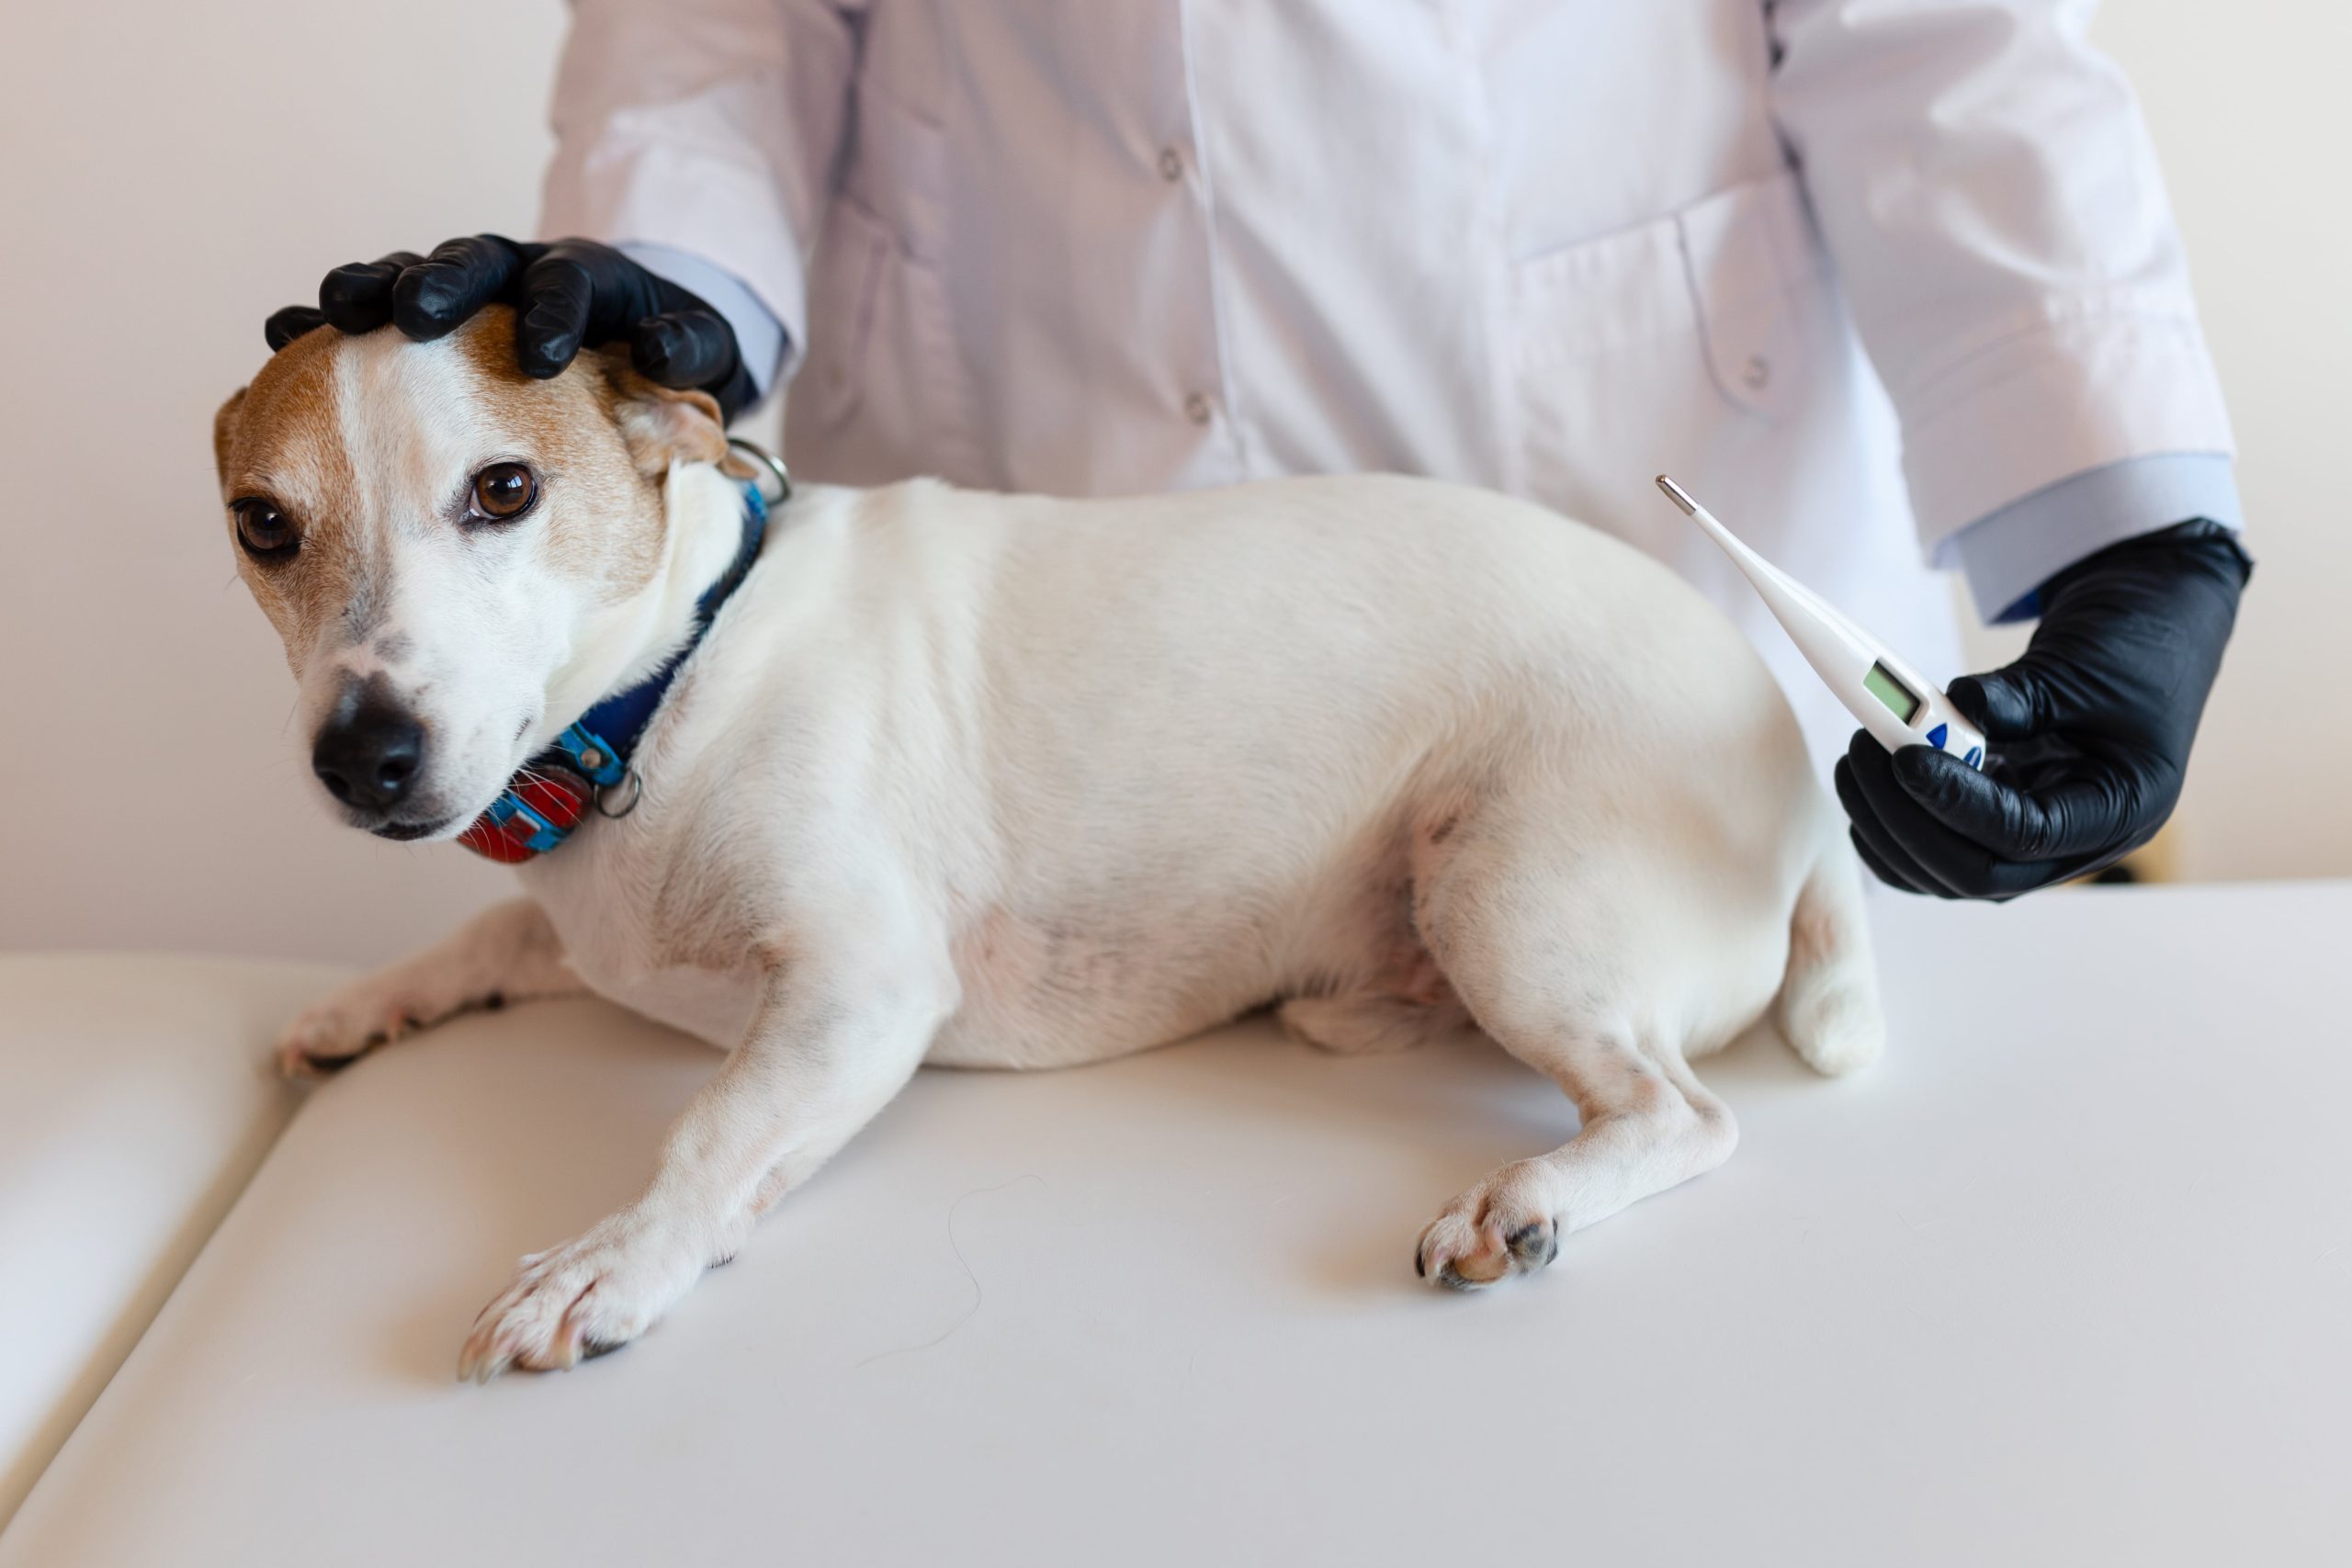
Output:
538,460,754,750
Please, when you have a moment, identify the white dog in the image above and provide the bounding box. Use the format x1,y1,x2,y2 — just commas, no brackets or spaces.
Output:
212,310,1881,1381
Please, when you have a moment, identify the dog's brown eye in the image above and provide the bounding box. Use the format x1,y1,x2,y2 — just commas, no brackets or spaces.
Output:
470,463,537,521
232,498,298,561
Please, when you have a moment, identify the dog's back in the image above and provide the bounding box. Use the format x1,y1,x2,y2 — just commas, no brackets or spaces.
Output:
567,470,1875,1090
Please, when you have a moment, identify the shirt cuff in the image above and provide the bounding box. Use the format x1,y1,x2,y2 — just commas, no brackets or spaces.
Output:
616,243,791,404
1938,453,2245,623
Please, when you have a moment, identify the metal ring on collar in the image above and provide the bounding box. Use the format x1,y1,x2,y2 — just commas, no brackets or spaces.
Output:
595,767,644,820
727,435,792,503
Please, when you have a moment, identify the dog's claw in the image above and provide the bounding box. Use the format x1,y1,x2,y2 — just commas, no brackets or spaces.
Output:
458,1318,511,1382
457,1340,500,1383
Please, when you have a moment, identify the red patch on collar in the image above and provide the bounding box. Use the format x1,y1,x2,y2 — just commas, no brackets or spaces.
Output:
456,768,596,864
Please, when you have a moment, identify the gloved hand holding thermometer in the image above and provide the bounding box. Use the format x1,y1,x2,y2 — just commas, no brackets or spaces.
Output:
1657,476,2251,901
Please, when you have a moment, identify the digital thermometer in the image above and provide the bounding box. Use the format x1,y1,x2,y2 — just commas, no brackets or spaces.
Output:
1656,475,1985,770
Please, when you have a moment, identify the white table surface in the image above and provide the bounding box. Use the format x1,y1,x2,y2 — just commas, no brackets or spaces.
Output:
4,883,2346,1566
0,954,334,1535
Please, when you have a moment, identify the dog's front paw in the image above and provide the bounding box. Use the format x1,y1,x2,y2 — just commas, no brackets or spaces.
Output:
1413,1159,1560,1291
274,984,438,1077
457,1212,716,1382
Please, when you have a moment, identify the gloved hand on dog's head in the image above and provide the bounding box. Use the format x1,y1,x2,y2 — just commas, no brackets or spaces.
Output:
1838,518,2252,900
264,235,752,423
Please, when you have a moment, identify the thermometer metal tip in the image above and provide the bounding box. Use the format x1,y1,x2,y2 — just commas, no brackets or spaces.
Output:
1655,475,1698,516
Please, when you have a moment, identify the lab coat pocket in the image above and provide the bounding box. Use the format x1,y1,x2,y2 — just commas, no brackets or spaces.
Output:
1509,168,1823,521
1676,170,1818,423
800,197,890,434
789,195,987,486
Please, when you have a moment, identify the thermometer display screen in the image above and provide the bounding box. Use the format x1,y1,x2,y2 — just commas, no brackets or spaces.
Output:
1864,662,1922,723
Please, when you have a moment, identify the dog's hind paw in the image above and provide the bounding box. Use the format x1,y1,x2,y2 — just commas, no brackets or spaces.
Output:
1413,1160,1560,1290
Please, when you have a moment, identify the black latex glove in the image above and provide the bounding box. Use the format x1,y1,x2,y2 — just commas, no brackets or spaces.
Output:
263,235,753,423
1838,519,2252,900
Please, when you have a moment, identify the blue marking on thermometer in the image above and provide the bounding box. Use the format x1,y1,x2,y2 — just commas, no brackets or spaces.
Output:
1656,475,1985,769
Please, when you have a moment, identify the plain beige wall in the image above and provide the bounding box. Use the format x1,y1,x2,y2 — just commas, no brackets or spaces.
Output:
2086,3,2352,881
0,1,569,964
1,2,2342,965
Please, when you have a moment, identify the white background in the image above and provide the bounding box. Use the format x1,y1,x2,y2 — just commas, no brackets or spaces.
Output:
1,2,2342,965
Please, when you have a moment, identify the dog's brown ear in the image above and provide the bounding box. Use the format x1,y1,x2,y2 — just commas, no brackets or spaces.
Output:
212,387,248,485
601,363,735,479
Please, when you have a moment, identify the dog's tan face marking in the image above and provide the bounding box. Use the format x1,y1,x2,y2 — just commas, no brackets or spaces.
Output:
447,314,671,593
213,328,367,656
212,308,730,839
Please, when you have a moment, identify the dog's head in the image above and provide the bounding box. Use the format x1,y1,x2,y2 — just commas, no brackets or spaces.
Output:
212,307,737,840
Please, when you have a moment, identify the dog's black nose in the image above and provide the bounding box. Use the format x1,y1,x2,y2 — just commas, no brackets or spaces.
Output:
312,692,425,812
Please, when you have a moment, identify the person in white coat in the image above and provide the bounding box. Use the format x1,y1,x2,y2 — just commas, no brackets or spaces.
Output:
267,0,2250,901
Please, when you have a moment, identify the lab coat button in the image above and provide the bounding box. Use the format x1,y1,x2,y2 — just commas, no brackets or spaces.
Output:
1159,147,1185,182
1183,392,1214,425
1743,354,1770,389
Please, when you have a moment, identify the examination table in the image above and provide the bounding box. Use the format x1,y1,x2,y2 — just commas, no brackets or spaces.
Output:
0,882,2342,1565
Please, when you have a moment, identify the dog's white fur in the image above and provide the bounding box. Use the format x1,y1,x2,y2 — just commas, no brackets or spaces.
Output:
215,312,1882,1380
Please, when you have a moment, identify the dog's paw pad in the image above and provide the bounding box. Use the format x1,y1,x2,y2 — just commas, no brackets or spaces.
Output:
1414,1163,1559,1291
1504,1219,1559,1269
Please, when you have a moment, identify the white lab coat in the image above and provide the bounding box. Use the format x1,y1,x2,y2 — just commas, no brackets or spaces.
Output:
542,0,2233,763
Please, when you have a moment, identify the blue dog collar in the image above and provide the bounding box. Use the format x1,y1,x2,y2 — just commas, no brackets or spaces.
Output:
459,453,777,863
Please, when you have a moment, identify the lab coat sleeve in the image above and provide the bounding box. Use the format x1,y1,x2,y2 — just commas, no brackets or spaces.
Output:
619,243,791,399
541,0,862,387
1945,450,2243,621
1765,0,2235,557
